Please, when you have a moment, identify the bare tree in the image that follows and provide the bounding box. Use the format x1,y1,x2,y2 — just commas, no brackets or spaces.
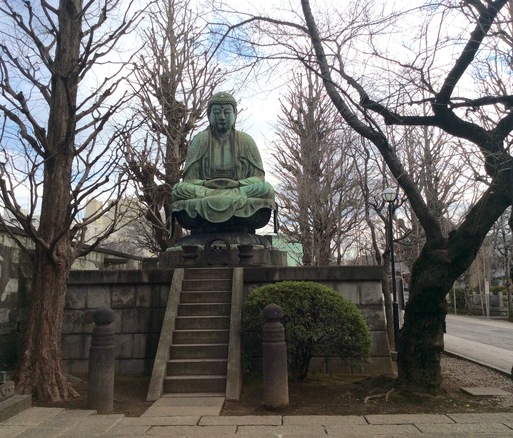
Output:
219,0,513,390
272,70,360,266
125,0,226,252
389,120,483,274
0,0,143,401
299,0,513,391
461,0,513,319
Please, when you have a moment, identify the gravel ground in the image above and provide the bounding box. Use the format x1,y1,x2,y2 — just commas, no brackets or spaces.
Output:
442,354,513,408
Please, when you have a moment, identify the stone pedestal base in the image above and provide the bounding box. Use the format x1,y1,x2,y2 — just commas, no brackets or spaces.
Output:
175,232,272,248
159,233,287,267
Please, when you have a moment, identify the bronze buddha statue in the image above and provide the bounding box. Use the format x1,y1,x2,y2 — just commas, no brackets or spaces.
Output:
171,92,276,235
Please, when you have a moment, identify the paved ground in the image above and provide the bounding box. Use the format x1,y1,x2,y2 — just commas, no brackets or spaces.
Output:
446,314,513,351
2,407,513,437
445,314,513,375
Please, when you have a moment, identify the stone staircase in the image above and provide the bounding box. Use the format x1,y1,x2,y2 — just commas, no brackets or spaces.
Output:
163,268,232,395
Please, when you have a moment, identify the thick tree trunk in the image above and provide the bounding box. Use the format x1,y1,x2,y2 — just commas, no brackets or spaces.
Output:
15,0,82,401
397,169,513,390
397,306,446,393
16,242,76,401
16,146,75,401
396,246,451,392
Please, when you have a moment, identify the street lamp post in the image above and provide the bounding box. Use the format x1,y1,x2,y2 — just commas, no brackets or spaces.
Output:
382,187,400,352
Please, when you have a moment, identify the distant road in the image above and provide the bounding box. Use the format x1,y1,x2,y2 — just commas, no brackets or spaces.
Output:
444,314,513,375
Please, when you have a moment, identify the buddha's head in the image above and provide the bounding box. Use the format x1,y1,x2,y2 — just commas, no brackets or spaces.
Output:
208,92,237,134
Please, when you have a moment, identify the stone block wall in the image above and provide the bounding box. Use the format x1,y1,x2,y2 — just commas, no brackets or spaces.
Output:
61,266,391,377
63,270,173,375
0,224,149,368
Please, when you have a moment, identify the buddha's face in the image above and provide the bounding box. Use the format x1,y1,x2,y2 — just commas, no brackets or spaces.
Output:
209,104,236,134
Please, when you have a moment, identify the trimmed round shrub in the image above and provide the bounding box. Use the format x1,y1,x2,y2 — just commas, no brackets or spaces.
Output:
242,281,371,381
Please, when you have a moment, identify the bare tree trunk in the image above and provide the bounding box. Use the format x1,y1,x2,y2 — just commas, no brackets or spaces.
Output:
15,0,80,400
398,300,446,393
16,244,76,401
398,181,511,389
16,148,76,400
15,118,76,400
17,138,75,400
397,245,449,392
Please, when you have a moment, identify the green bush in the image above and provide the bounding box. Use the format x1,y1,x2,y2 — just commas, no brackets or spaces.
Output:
242,281,371,381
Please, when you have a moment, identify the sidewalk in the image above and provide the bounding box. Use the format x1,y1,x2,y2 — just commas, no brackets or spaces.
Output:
2,407,513,437
444,333,513,375
445,314,513,375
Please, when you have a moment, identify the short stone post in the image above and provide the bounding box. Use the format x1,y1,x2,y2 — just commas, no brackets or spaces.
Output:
181,245,199,266
87,307,115,414
237,244,254,266
262,303,289,409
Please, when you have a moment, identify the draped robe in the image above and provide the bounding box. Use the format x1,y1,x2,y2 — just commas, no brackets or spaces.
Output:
172,129,275,226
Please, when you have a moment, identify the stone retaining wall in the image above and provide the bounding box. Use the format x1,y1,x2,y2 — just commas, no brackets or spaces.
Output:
62,266,393,377
0,225,149,368
64,270,173,375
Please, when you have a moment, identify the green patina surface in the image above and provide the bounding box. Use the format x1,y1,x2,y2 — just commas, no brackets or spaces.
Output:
172,92,275,226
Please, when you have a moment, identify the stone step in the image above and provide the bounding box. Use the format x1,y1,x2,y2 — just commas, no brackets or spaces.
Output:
169,343,229,359
167,358,228,375
182,279,231,292
175,316,230,330
180,291,232,304
184,268,232,280
0,395,32,422
173,329,230,344
177,303,231,317
163,375,227,394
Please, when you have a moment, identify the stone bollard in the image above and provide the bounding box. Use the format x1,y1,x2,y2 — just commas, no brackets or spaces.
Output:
181,245,199,266
87,307,115,414
262,303,289,409
237,244,254,266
